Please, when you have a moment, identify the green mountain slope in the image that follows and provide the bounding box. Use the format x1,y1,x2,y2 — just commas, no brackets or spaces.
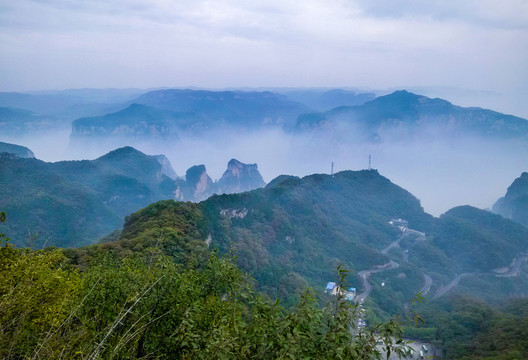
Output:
115,170,528,312
0,147,175,247
0,146,267,248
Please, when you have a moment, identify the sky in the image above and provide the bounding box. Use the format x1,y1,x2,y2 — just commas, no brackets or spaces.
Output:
1,0,527,116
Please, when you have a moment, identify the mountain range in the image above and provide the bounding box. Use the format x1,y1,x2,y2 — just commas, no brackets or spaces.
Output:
0,107,59,135
100,169,528,313
63,89,528,151
295,90,528,142
0,145,265,247
69,89,313,145
130,89,311,128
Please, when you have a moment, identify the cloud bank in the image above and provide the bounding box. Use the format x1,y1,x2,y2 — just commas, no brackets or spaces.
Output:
0,0,527,116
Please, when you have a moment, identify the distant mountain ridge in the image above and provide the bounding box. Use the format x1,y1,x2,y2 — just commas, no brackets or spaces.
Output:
493,172,528,228
71,103,202,140
68,89,313,143
0,106,57,135
295,90,528,141
281,88,376,111
132,89,311,127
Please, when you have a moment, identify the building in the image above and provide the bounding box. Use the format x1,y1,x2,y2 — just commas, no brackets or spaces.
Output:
389,218,408,228
326,282,356,301
345,287,356,301
325,282,337,294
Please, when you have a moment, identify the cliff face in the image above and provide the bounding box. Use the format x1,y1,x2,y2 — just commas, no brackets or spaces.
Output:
186,165,213,199
153,154,177,179
493,172,528,227
174,159,266,202
217,159,265,194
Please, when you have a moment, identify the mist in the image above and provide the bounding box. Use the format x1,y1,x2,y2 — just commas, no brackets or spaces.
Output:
5,121,526,218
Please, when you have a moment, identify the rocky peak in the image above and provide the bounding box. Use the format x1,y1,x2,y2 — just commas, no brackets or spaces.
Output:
218,159,265,194
153,154,177,179
492,172,528,228
185,165,213,198
505,172,528,200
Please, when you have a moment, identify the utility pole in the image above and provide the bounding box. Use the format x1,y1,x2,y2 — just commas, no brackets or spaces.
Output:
368,155,371,170
331,162,334,175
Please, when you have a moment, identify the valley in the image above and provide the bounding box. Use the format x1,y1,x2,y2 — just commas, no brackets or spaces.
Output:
2,1,527,357
1,87,527,359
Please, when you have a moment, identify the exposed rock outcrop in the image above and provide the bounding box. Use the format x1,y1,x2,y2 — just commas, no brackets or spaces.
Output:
493,172,528,227
153,154,177,179
217,159,265,194
173,159,266,202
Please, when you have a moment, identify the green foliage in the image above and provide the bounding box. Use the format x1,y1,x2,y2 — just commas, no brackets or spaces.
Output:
407,296,528,359
433,206,528,272
0,246,409,359
196,170,434,305
0,246,80,358
117,172,528,317
0,148,177,248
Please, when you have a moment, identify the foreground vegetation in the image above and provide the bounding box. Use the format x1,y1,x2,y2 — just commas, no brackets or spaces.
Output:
404,296,528,359
0,212,408,359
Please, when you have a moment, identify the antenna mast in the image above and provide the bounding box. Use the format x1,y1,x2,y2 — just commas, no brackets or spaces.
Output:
331,162,334,175
368,155,371,170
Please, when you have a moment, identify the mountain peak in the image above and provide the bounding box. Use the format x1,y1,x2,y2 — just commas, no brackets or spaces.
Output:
97,146,143,159
492,172,528,228
218,159,265,193
185,165,213,198
225,158,259,175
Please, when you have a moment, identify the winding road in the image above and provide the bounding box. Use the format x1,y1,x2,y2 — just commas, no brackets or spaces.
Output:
354,226,527,304
381,234,405,255
355,260,399,303
434,254,528,298
496,254,528,277
434,273,473,299
420,274,433,296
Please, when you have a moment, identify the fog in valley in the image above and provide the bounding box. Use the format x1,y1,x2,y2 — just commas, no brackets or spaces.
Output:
3,114,526,217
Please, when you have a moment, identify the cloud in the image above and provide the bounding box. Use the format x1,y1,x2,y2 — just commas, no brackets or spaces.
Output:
355,0,528,29
0,0,526,117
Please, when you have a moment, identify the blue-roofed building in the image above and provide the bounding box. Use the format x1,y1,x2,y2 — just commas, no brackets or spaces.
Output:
325,282,336,293
345,287,356,301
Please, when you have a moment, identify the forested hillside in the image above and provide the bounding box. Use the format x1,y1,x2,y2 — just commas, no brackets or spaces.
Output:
0,147,265,248
2,168,528,358
109,170,528,313
0,211,409,359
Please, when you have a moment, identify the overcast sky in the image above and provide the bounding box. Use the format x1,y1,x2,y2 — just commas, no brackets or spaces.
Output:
1,0,527,116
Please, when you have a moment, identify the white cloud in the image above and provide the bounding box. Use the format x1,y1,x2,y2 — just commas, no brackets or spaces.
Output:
0,0,526,116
